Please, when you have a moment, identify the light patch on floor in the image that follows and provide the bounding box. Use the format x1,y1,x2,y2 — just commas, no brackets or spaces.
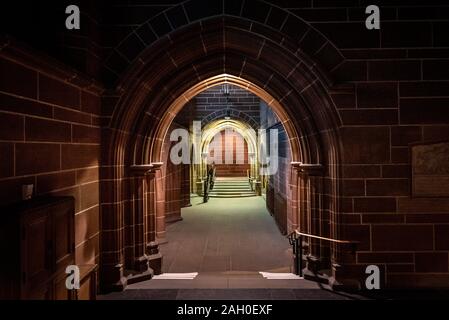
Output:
259,272,303,280
152,273,198,280
126,272,321,289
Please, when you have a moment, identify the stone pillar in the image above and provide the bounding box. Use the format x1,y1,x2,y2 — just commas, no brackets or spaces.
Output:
129,163,164,280
182,163,192,207
155,170,166,239
288,167,299,233
291,162,325,277
144,168,163,275
101,201,127,291
129,173,149,273
307,174,324,273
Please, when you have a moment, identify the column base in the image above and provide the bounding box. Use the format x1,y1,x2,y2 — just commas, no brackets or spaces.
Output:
303,255,329,284
148,253,163,275
134,255,150,273
306,255,321,272
147,241,163,275
125,268,154,285
101,263,127,293
110,276,128,292
120,255,155,287
329,276,361,292
329,263,362,292
196,181,204,196
303,269,330,284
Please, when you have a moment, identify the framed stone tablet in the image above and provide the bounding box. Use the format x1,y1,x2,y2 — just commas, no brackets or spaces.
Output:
411,141,449,197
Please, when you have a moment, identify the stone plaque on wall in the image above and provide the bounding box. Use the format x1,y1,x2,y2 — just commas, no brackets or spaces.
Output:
412,141,449,197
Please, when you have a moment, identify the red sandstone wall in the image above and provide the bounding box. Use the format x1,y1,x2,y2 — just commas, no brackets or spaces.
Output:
96,0,449,289
3,0,449,290
158,122,190,232
0,49,102,266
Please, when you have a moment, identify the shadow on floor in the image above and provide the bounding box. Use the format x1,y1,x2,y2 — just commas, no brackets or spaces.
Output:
99,288,365,300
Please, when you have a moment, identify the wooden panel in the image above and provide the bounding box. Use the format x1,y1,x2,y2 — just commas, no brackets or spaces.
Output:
25,283,53,300
75,265,98,300
0,215,20,299
0,196,75,299
77,277,91,300
53,201,75,274
21,211,52,292
53,272,72,301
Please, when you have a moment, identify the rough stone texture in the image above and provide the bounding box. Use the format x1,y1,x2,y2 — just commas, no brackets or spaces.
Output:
0,53,102,268
1,0,449,292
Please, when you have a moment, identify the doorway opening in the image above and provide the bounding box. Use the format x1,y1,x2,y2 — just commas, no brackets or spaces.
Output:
105,67,341,291
156,82,294,279
124,78,324,289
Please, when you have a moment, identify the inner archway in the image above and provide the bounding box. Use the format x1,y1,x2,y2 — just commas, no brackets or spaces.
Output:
201,119,257,179
150,76,304,236
150,82,297,280
147,74,303,165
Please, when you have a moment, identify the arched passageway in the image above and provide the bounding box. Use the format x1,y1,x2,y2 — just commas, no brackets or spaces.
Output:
201,119,256,179
100,14,345,291
156,84,294,277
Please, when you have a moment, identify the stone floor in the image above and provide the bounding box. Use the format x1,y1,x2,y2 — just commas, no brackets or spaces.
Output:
98,197,449,300
159,196,292,274
99,288,362,300
126,272,319,290
100,196,368,299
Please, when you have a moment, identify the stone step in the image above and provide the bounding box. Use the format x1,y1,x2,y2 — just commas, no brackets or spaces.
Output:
210,177,255,198
212,186,252,189
210,191,253,195
214,184,251,189
210,188,252,192
213,182,250,185
214,182,250,185
209,193,257,198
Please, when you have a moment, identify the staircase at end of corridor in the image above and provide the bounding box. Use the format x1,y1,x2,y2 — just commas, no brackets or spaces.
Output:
208,177,256,198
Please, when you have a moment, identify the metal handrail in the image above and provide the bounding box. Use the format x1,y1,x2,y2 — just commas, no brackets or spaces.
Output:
203,168,216,203
289,230,358,245
286,230,358,277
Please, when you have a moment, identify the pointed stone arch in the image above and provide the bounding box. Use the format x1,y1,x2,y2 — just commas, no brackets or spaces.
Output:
102,0,344,88
202,109,260,132
100,13,348,291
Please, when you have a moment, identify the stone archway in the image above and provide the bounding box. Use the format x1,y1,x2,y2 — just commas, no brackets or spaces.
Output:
201,118,258,180
203,109,260,131
100,12,346,291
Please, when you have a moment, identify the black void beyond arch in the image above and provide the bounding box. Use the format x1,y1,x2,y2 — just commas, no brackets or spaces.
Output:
101,11,345,290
